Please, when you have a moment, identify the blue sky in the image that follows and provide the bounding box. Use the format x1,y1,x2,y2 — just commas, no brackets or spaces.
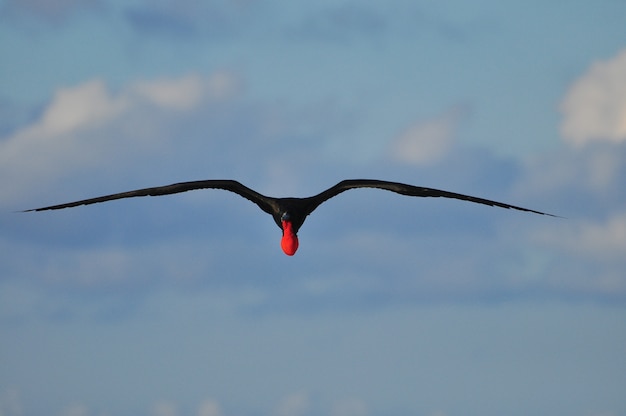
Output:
1,0,626,415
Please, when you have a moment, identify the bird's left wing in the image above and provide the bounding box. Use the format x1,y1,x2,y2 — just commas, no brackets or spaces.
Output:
303,179,557,217
24,180,279,216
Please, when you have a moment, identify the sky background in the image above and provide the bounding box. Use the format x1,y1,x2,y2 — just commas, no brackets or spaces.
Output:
1,0,626,415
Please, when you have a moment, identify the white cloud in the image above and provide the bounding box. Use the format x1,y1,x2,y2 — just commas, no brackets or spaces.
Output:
560,48,626,146
38,79,128,137
389,106,466,165
0,71,243,205
0,79,126,203
7,72,240,142
132,71,241,110
0,79,127,168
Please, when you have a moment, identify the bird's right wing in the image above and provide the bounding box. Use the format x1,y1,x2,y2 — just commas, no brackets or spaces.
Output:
304,179,557,217
24,180,279,216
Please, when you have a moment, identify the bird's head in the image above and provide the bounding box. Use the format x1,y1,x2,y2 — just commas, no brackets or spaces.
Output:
280,212,299,256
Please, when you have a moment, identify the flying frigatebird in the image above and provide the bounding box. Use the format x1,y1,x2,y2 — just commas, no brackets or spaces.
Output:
25,179,556,255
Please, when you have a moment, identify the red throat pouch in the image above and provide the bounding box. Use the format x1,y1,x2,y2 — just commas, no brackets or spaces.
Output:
280,221,299,256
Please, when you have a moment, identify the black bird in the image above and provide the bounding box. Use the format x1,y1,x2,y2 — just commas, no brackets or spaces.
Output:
25,179,555,255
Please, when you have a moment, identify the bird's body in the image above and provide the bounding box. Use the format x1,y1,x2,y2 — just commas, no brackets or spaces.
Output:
26,179,556,255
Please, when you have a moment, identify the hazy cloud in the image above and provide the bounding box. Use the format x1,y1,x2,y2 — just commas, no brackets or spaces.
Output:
521,209,626,301
197,399,223,416
1,0,101,23
515,142,626,217
0,389,22,416
560,48,626,146
131,71,242,110
126,7,199,37
60,403,90,416
292,4,386,42
152,401,179,416
389,106,467,165
533,212,626,261
330,398,368,416
125,0,257,38
275,392,311,416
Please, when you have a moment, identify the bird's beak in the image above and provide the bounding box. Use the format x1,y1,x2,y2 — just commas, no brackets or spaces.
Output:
280,220,299,256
